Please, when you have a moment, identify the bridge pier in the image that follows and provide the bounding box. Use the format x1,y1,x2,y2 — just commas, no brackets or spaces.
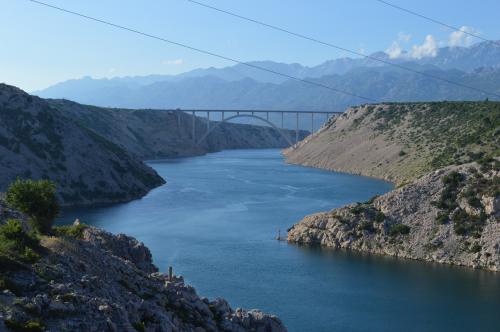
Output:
311,113,314,134
192,111,196,142
295,112,299,144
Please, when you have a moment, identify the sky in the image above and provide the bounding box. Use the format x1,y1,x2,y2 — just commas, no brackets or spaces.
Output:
1,0,500,91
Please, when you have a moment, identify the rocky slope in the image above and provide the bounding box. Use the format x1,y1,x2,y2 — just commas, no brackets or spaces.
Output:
48,99,307,160
0,83,307,207
0,84,165,207
285,102,499,271
0,219,286,331
285,102,500,186
288,162,499,271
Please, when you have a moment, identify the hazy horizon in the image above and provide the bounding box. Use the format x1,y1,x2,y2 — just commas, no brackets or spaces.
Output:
2,0,500,91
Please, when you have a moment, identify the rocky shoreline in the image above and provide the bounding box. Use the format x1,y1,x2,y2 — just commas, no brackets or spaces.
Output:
0,220,286,331
287,163,499,271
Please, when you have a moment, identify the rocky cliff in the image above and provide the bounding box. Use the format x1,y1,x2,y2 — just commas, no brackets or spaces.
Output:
49,99,308,160
285,102,499,271
0,84,165,207
0,219,286,331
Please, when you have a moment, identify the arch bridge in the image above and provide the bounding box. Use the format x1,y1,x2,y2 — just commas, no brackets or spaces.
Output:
170,110,342,148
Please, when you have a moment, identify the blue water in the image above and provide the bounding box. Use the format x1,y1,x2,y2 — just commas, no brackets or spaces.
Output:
58,149,500,332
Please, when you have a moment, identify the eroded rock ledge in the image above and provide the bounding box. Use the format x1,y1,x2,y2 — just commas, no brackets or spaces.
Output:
0,226,286,331
288,163,499,271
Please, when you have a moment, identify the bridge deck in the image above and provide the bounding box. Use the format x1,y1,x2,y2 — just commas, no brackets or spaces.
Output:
167,109,343,115
166,109,343,148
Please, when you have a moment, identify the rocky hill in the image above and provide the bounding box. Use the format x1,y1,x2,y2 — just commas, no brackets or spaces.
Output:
0,84,165,207
0,83,307,207
285,101,500,186
0,211,286,331
285,102,499,271
48,99,306,160
288,162,499,271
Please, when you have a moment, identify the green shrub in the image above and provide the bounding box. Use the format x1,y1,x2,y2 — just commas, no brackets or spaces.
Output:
350,205,364,215
434,172,465,211
359,221,375,233
374,211,385,223
5,319,45,332
388,224,410,236
6,179,59,234
132,322,146,332
398,150,407,157
435,212,449,225
365,195,379,204
0,219,41,263
469,243,482,253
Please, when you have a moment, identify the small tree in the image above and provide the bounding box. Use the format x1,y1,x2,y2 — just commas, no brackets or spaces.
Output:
5,179,59,234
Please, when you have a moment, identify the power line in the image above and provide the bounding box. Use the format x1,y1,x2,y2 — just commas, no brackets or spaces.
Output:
186,0,500,99
374,0,494,43
24,0,375,103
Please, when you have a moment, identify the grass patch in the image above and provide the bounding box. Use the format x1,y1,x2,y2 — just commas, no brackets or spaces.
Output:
52,223,88,239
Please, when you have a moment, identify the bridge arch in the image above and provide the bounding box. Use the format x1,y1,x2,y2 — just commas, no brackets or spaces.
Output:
196,114,295,147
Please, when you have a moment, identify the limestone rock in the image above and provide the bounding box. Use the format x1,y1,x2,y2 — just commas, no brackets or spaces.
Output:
0,225,286,331
288,163,500,271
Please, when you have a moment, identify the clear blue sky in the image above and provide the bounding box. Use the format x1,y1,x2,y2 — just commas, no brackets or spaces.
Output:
1,0,499,91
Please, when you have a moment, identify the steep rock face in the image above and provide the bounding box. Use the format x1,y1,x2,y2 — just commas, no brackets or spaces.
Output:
285,102,500,186
0,225,286,331
288,163,500,271
0,84,165,207
49,99,308,160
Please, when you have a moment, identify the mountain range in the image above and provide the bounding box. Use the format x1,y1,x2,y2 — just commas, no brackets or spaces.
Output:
35,40,500,113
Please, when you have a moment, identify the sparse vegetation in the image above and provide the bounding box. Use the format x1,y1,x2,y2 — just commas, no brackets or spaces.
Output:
432,164,498,236
433,171,464,212
451,209,485,237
